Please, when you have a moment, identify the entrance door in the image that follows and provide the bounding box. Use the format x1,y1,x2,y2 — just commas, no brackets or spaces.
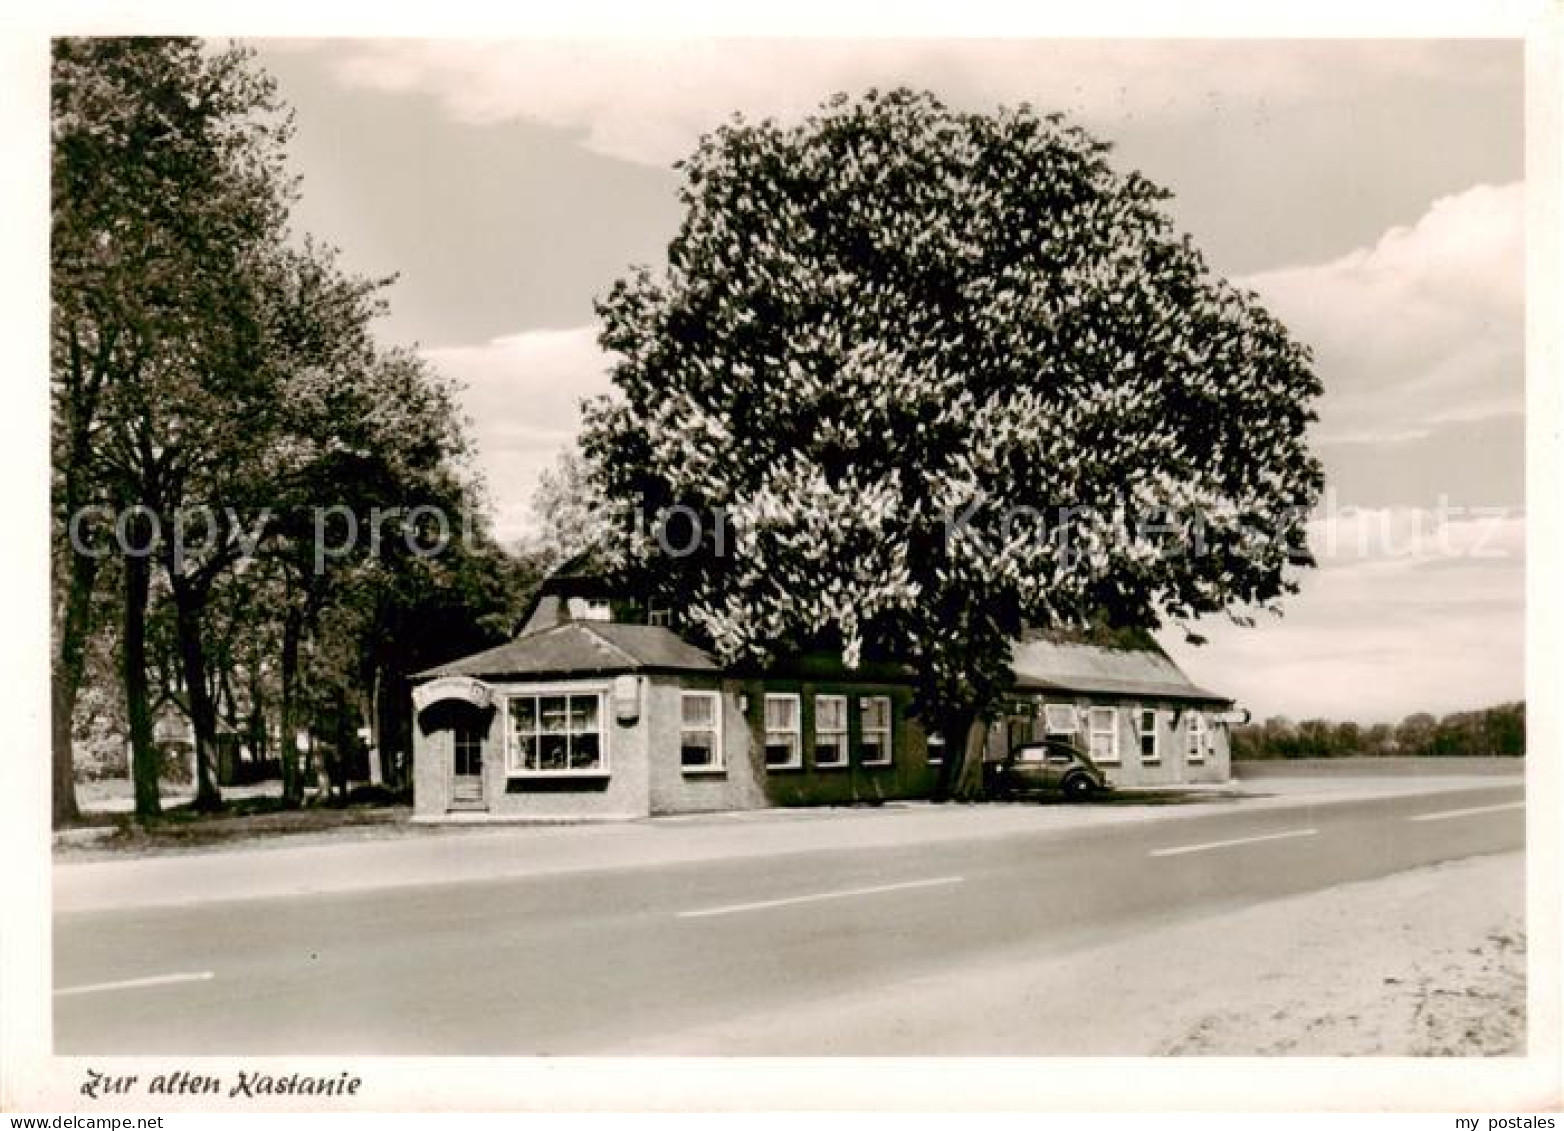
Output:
451,721,485,807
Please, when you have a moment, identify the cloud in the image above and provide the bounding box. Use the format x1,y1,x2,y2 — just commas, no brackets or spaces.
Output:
423,328,614,541
1160,506,1524,722
316,39,1509,168
1305,499,1525,571
436,180,1525,540
416,166,1525,722
1241,181,1523,447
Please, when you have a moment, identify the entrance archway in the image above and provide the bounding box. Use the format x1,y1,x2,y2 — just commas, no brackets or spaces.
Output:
418,698,494,811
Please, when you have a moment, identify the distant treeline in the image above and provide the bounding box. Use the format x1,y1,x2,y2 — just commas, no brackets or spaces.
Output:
1231,702,1525,759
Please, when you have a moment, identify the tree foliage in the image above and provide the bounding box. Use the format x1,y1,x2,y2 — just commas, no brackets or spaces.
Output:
1233,704,1525,759
581,89,1323,790
52,38,531,822
529,446,614,571
52,36,299,820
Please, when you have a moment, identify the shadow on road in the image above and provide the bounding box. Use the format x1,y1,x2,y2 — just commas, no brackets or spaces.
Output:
1075,789,1270,807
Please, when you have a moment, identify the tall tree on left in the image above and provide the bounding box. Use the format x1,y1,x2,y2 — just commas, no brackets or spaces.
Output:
51,38,295,824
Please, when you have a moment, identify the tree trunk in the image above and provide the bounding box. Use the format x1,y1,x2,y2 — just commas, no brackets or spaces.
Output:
245,657,267,768
170,577,222,811
933,709,989,801
951,716,990,800
278,610,303,806
51,552,98,827
333,687,354,800
122,549,160,821
53,326,114,827
246,701,266,773
365,670,384,788
378,668,408,790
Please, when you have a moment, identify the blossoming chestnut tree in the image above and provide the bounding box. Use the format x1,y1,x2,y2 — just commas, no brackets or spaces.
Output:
580,88,1324,797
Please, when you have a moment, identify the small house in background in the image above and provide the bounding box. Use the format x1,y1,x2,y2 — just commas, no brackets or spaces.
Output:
409,564,1235,820
149,702,197,785
149,699,268,786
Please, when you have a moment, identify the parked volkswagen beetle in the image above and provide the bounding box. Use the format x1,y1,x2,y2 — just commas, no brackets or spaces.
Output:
987,738,1111,801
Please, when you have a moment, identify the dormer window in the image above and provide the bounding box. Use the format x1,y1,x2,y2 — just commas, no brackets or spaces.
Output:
568,597,612,622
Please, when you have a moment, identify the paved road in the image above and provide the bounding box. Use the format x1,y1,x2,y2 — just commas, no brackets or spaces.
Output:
54,784,1524,1054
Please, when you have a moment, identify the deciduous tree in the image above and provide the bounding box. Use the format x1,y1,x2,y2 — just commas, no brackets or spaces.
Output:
582,89,1324,795
51,37,294,822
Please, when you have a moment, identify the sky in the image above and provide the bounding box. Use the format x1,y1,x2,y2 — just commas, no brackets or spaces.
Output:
248,38,1526,724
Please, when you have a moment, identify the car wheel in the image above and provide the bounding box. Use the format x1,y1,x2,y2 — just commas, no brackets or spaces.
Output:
1061,773,1095,801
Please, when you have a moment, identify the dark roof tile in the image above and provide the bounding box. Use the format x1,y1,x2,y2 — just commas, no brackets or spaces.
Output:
1010,636,1229,703
416,622,719,680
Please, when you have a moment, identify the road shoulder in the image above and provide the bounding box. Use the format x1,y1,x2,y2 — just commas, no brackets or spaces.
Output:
619,850,1526,1055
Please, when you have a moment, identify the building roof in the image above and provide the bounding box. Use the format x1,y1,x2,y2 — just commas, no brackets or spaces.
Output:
1009,632,1229,704
547,548,606,582
415,621,721,681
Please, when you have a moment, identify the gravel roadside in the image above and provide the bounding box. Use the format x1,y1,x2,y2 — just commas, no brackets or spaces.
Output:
618,850,1526,1055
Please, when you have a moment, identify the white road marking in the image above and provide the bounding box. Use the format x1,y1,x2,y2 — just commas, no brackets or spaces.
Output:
1406,800,1525,823
54,971,215,997
678,876,965,919
1149,828,1318,858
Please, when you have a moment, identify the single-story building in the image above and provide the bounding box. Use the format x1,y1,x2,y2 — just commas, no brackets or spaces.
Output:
993,631,1234,787
410,571,1236,820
